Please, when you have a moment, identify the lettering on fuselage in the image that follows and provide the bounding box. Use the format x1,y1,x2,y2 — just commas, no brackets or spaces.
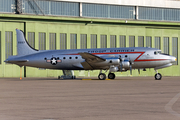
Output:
110,49,135,52
87,49,135,53
88,50,107,53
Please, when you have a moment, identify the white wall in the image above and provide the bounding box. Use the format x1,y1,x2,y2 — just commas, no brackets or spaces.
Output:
51,0,180,8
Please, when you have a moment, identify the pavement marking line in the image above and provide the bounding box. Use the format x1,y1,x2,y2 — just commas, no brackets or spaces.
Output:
82,79,111,80
165,92,180,118
82,79,92,80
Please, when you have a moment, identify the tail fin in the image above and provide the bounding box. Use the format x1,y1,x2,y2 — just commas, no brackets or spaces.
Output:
16,29,38,56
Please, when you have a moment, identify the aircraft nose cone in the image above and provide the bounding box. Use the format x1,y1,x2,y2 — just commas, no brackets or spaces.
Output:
171,56,177,63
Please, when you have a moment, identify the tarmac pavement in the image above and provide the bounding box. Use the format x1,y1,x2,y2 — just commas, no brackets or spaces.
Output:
0,76,180,120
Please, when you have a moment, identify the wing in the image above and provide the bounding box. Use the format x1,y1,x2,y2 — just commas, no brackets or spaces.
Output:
78,52,106,70
79,52,105,62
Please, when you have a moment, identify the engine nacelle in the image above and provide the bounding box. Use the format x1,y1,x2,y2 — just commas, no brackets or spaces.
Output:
121,59,130,68
92,58,120,69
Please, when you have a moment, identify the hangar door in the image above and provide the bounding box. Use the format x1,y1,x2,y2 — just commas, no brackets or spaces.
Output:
0,22,24,77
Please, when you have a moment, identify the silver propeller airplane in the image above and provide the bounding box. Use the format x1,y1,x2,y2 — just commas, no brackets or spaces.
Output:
5,29,177,80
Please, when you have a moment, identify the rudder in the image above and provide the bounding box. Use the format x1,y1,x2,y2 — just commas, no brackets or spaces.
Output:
16,29,38,56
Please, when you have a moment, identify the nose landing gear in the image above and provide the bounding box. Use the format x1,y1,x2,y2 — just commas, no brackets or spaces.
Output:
155,70,162,80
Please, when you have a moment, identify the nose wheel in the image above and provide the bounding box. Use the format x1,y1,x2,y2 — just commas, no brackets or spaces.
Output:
155,73,162,80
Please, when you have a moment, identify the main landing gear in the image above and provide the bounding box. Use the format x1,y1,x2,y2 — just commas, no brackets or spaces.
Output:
98,70,116,80
108,73,115,79
154,70,162,80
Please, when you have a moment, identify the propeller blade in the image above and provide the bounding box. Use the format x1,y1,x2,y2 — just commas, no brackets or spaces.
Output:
120,63,122,73
130,65,132,76
119,56,122,73
138,69,140,75
20,67,22,80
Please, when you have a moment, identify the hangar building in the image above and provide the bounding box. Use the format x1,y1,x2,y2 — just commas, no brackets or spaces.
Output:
0,0,180,77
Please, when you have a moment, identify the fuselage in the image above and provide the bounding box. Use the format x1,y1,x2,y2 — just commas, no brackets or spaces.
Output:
5,47,176,70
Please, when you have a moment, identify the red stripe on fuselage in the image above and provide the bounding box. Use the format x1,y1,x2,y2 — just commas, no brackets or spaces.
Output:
66,52,168,62
67,52,143,55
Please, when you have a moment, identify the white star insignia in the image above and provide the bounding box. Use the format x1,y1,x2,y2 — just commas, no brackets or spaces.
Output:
51,58,57,64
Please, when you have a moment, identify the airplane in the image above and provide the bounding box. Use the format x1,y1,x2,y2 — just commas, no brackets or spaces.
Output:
4,29,177,80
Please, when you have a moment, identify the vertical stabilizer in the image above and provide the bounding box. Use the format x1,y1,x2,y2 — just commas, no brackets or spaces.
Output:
16,29,38,56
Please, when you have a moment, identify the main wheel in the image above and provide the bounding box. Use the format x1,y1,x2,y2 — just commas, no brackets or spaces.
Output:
108,73,115,79
98,73,106,80
155,73,162,80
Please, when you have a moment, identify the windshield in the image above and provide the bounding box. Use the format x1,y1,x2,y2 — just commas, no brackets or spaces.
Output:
154,51,161,55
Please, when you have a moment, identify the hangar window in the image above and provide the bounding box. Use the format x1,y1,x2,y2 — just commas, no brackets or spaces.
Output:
82,3,135,19
49,33,56,50
155,37,161,49
138,36,144,47
146,36,152,47
138,7,180,22
110,35,116,48
163,37,169,54
129,36,135,47
119,35,126,48
60,33,67,50
28,32,35,48
172,37,178,65
101,35,107,48
0,0,15,13
91,34,97,48
23,1,79,16
80,34,87,49
39,32,46,50
70,34,77,49
5,31,13,59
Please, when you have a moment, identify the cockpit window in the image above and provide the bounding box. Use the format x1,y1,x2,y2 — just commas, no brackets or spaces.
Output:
154,51,161,55
154,51,157,55
157,51,161,54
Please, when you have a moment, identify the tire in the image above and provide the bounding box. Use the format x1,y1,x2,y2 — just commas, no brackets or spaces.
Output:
108,73,115,79
98,73,106,80
155,73,162,80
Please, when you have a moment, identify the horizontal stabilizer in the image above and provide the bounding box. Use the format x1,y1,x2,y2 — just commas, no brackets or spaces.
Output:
4,59,28,63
